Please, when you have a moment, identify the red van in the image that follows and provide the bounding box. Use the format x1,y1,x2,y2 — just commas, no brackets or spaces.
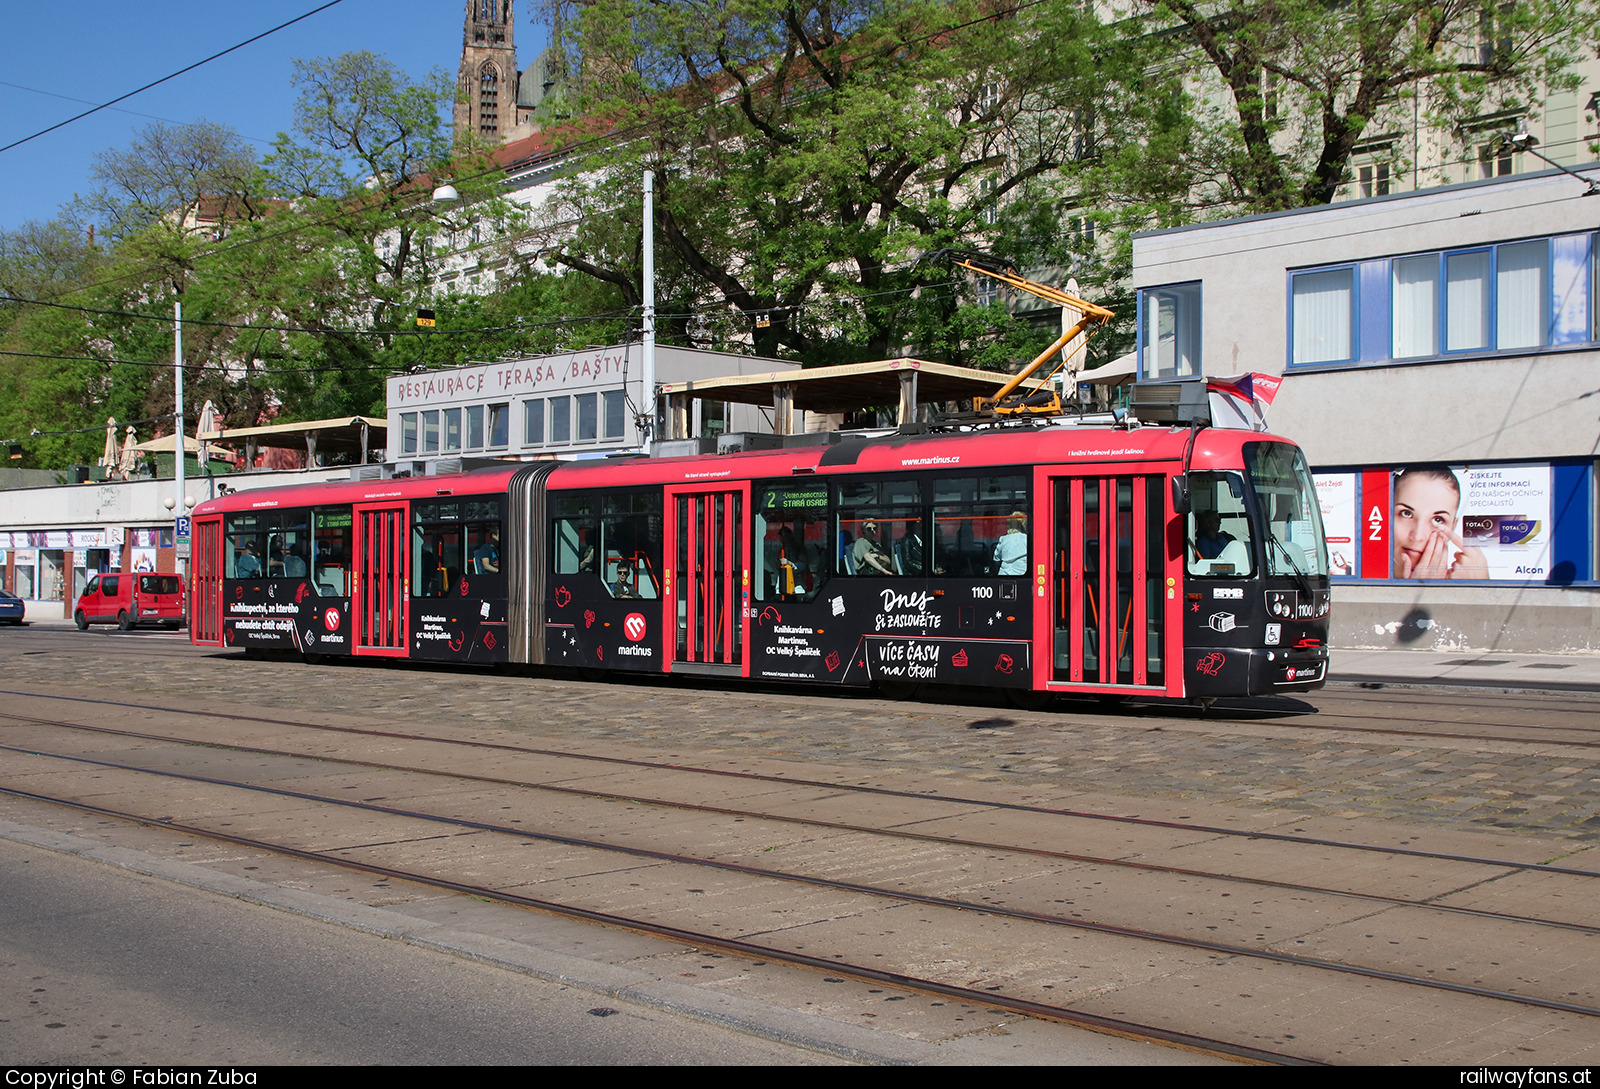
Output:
74,572,186,630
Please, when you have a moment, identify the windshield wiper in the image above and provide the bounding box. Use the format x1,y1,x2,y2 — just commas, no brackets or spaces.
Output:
1268,534,1313,597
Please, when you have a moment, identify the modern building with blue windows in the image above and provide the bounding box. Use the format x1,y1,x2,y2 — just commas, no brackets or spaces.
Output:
1133,165,1600,651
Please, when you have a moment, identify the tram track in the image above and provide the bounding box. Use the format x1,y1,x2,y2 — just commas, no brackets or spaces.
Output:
0,783,1308,1067
4,707,1600,936
6,651,1600,1062
3,686,1598,877
5,711,1600,1061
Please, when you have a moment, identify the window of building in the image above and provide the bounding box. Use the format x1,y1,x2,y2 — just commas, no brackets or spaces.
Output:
700,400,728,439
400,413,418,455
1289,232,1590,370
422,410,440,454
488,402,509,448
550,396,571,444
576,393,598,441
443,407,461,452
466,405,484,450
603,390,627,440
1138,282,1202,378
1358,163,1390,198
524,398,545,445
1291,267,1355,364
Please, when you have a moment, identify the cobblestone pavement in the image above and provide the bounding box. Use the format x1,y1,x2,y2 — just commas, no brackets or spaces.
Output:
6,629,1600,844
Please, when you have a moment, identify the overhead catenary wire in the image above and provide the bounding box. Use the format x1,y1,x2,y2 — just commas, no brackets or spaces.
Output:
0,0,347,156
16,0,1065,306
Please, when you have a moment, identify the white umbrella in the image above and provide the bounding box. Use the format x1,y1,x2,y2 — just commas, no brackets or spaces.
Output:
100,417,118,468
116,425,141,477
196,400,218,468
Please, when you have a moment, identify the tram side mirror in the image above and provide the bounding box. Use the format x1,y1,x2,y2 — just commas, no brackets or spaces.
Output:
1170,474,1192,515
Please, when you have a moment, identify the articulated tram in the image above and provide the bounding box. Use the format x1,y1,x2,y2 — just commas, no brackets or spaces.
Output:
189,421,1330,702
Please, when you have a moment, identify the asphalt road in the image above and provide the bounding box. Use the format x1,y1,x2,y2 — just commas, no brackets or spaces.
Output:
0,836,841,1066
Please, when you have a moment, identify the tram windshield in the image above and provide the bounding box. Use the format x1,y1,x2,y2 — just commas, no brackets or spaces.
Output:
1244,441,1330,580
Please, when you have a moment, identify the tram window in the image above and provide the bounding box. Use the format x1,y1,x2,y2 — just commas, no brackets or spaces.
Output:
413,496,505,595
598,491,662,599
225,512,267,578
312,508,352,596
553,494,596,574
834,481,919,577
755,482,829,601
1186,471,1255,577
413,526,460,597
266,515,310,578
931,475,1028,577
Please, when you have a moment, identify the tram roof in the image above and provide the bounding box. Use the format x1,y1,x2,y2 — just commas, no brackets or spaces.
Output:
192,425,1291,518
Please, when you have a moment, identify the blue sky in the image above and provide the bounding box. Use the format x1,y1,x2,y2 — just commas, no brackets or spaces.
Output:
0,0,548,232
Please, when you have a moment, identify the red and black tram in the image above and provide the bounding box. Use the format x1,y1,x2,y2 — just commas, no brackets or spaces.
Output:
189,422,1330,701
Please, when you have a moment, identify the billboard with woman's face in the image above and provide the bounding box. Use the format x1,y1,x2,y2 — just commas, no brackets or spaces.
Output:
1316,464,1553,580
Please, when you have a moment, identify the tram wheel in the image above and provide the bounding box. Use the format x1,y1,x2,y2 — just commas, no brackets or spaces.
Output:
116,610,133,631
73,610,88,631
1006,688,1055,712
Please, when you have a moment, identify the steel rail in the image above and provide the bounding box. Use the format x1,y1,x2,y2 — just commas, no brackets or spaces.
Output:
4,685,1598,878
7,709,1599,937
6,741,1600,1024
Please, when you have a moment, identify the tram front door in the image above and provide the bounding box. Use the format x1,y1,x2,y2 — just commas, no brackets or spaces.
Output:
665,485,749,675
1044,473,1176,692
353,502,409,656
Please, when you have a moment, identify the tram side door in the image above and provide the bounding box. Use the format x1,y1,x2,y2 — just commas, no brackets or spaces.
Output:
1040,472,1180,694
664,484,749,675
190,515,223,645
352,502,409,657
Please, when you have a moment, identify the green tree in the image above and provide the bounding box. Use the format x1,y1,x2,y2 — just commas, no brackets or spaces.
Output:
1117,0,1600,210
537,0,1119,367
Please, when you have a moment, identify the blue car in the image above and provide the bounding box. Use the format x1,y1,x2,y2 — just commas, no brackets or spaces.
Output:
0,588,24,625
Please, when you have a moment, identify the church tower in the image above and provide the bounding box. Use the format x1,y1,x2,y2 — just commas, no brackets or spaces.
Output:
455,0,518,143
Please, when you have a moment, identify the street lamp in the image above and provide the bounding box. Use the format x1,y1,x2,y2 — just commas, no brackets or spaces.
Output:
1498,132,1600,196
